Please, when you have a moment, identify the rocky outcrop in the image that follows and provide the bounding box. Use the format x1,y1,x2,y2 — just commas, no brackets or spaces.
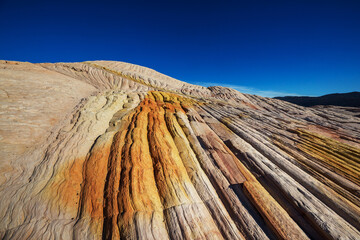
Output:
0,60,359,239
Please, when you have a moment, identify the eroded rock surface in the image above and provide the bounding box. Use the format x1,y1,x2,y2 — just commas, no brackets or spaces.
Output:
0,60,359,239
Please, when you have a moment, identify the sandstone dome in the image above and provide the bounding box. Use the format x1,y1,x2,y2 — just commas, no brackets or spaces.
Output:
0,60,360,239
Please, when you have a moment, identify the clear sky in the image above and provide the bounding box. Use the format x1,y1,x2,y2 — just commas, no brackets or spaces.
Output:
1,0,359,97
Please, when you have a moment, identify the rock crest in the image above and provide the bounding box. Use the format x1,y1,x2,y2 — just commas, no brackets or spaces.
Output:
0,60,360,239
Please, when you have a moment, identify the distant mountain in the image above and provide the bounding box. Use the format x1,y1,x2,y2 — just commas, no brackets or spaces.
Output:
274,92,360,107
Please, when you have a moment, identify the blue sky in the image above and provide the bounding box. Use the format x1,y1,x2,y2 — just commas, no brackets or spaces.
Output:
0,0,359,97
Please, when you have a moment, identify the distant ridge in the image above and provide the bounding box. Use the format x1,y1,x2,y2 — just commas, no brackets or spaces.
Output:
274,91,360,107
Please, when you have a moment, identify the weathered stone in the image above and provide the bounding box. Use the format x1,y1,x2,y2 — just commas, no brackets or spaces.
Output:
0,60,359,239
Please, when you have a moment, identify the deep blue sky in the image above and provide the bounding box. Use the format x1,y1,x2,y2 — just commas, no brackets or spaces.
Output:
1,0,359,97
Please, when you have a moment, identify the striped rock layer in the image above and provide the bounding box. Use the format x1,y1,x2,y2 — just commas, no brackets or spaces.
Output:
0,60,360,240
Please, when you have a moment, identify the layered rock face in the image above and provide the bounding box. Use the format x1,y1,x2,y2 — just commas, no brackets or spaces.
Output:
0,60,360,240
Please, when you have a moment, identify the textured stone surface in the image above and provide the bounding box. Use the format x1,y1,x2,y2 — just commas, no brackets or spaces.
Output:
0,60,359,239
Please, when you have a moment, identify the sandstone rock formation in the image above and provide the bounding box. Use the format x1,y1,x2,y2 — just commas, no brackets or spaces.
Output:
0,60,359,239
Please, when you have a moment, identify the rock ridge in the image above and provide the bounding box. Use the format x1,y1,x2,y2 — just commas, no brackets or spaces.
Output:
0,60,359,239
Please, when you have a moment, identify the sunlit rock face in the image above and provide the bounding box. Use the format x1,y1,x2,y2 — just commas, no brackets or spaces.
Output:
0,60,360,240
